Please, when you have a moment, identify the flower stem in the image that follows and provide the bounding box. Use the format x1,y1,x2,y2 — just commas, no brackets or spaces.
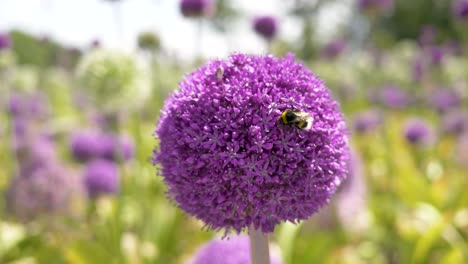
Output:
249,226,270,264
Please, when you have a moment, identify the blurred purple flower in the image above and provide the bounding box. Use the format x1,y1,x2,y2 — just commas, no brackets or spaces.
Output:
7,93,48,119
101,135,135,162
84,159,120,197
321,39,346,59
353,110,383,133
427,89,461,113
379,86,411,109
441,110,468,136
71,131,134,163
452,0,468,19
418,25,436,47
412,57,427,82
5,164,85,222
154,53,349,233
253,16,278,41
70,131,108,162
336,149,368,232
404,118,434,146
180,0,215,18
190,236,282,264
0,32,11,50
358,0,394,14
15,136,57,175
425,46,445,65
91,39,101,48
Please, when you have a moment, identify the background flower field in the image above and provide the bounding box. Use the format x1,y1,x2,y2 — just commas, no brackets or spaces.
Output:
1,0,468,263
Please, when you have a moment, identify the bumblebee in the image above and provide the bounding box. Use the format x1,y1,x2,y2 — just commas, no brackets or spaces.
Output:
280,109,313,130
216,66,224,80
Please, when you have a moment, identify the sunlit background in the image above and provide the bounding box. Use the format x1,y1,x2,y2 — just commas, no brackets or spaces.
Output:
1,0,468,263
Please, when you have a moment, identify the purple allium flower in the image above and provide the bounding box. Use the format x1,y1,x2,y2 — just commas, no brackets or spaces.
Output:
452,0,468,19
70,131,108,162
379,85,411,109
101,135,135,162
71,131,134,163
253,16,278,41
353,110,383,133
336,149,368,232
358,0,394,14
425,46,445,65
441,110,468,136
0,32,11,50
412,57,427,82
5,164,85,222
7,93,48,119
180,0,215,18
403,118,434,146
153,53,349,233
15,136,57,175
321,39,346,59
84,159,119,197
189,236,282,264
91,39,101,48
418,25,436,47
427,89,461,113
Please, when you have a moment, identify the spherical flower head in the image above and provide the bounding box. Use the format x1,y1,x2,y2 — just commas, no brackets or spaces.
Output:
70,131,108,162
76,49,150,112
5,164,85,222
189,235,282,264
0,32,11,50
101,134,135,162
84,159,120,197
379,85,411,109
403,118,434,146
321,39,346,60
8,93,48,119
453,0,468,19
441,110,468,136
180,0,215,18
137,31,160,51
358,0,394,15
353,109,383,134
154,53,349,233
425,46,445,65
427,89,461,113
253,16,278,41
16,136,57,175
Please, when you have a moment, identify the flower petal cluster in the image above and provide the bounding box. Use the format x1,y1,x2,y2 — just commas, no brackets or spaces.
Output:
154,53,349,233
84,159,120,197
180,0,215,18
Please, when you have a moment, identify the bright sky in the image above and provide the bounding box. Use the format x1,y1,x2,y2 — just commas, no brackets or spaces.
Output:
0,0,351,60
